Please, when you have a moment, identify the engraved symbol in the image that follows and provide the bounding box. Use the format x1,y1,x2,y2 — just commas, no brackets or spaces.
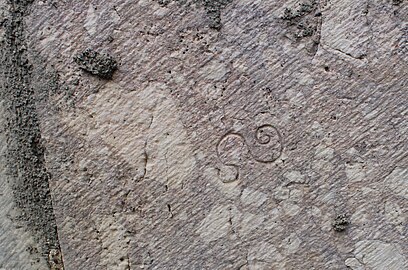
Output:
216,124,283,183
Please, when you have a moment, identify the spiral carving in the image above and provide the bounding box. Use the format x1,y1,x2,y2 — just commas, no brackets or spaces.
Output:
251,124,283,163
216,124,283,183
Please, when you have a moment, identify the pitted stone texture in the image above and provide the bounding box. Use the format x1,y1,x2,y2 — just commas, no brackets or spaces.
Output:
0,102,48,270
2,0,406,269
0,0,62,268
74,48,118,79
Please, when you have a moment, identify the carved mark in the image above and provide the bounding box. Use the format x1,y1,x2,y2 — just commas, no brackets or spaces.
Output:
249,124,283,163
216,124,283,183
216,133,246,183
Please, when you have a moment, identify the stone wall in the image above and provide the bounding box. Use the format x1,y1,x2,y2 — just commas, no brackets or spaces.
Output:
0,0,407,269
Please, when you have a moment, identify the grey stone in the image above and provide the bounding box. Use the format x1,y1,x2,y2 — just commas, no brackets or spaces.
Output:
74,49,118,79
0,0,407,269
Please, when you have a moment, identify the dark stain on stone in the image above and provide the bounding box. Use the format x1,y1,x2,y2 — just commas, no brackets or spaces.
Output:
74,48,118,79
281,1,317,21
201,0,233,30
280,0,321,55
332,214,349,232
0,0,64,268
154,0,233,30
156,0,173,5
281,0,319,39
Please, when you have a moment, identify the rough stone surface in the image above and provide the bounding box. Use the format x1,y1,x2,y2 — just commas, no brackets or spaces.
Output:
0,0,63,269
74,48,118,79
1,0,407,269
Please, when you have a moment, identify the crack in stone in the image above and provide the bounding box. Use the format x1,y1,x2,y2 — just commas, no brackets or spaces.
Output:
321,43,367,61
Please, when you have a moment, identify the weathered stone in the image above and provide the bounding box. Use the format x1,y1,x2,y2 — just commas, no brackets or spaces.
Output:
74,49,118,79
332,213,349,232
1,0,407,269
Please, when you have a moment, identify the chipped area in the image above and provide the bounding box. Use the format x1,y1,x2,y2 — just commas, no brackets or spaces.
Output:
332,213,349,232
74,48,118,79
